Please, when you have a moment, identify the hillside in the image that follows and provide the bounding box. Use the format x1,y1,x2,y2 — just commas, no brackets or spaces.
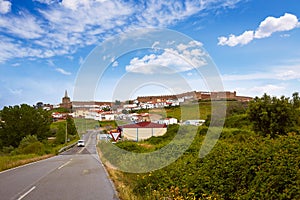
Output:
98,99,300,199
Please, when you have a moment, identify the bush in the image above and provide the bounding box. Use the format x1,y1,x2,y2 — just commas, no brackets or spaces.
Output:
18,135,45,155
18,142,45,155
124,134,300,199
224,114,251,128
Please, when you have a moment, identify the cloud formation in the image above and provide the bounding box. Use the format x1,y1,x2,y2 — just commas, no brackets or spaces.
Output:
125,41,207,74
218,13,300,46
0,0,11,14
0,0,243,63
222,60,300,81
55,68,71,75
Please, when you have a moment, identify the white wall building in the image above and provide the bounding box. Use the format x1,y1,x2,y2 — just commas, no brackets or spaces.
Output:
183,119,205,126
121,122,167,141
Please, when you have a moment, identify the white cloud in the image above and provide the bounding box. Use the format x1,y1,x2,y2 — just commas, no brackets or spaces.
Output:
112,61,118,67
248,84,286,96
11,63,20,67
0,0,11,14
280,33,290,38
33,0,58,4
61,0,90,11
0,0,244,63
218,13,300,46
254,13,299,39
79,56,84,65
47,60,55,66
9,88,23,95
0,36,45,63
151,41,160,49
218,30,254,46
55,68,71,75
223,62,300,82
125,41,207,74
0,12,45,39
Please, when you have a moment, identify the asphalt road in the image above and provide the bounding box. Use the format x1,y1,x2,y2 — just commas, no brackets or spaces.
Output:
0,131,118,200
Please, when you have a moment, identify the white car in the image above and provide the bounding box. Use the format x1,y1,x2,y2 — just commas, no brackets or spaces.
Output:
77,140,85,147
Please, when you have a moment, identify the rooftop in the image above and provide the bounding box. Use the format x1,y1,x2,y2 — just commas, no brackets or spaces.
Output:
121,122,167,128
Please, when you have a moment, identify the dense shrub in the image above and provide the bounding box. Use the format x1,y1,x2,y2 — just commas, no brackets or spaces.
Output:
145,124,179,145
120,134,300,199
18,135,45,155
224,114,251,128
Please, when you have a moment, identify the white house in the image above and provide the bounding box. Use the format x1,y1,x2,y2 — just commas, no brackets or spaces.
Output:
156,118,178,125
183,119,205,126
121,122,167,141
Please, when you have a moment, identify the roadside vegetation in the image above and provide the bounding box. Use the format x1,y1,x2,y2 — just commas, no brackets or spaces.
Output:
99,93,300,200
0,104,78,172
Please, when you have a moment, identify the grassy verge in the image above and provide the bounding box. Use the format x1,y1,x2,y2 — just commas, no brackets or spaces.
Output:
0,137,79,172
0,154,54,172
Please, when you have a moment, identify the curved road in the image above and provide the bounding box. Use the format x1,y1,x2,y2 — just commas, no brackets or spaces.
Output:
0,131,118,200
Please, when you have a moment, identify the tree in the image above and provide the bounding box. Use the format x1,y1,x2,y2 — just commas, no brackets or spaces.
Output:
0,104,52,148
247,94,296,138
292,92,300,108
114,100,121,106
55,123,66,144
66,116,77,136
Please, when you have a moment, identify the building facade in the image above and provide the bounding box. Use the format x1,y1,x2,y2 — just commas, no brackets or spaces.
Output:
121,122,167,141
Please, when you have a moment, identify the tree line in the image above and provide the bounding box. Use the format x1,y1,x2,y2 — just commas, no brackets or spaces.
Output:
0,104,77,154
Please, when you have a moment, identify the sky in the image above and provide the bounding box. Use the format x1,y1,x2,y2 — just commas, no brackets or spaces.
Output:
0,0,300,108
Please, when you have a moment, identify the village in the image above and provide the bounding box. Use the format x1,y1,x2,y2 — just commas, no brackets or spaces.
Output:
43,90,252,142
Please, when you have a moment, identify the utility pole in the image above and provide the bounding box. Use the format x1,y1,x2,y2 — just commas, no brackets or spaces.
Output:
65,119,68,144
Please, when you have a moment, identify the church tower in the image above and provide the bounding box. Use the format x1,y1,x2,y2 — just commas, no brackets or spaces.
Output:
60,90,72,109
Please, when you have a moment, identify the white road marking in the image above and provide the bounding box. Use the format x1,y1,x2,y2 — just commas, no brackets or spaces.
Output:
58,160,71,169
78,146,85,154
17,186,36,200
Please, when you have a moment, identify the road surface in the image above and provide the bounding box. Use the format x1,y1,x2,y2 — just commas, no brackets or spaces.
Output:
0,131,118,200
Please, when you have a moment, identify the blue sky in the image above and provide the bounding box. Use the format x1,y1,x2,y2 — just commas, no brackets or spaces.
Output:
0,0,300,108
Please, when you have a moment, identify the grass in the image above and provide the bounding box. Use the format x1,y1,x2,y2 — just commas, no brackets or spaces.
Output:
0,135,79,172
74,118,100,134
99,120,118,130
163,101,212,121
0,154,54,172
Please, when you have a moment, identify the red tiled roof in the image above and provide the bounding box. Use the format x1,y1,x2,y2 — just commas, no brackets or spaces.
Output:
122,122,167,128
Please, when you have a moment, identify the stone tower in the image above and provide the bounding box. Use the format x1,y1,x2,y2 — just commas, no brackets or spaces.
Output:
60,90,72,109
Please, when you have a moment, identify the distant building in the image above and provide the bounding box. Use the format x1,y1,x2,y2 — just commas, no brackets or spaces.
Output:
156,118,178,125
183,119,205,126
60,90,72,109
136,91,252,103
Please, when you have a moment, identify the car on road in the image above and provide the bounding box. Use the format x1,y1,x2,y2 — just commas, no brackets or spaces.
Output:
77,140,85,147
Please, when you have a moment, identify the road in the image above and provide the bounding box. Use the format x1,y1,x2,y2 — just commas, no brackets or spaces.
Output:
0,131,118,200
